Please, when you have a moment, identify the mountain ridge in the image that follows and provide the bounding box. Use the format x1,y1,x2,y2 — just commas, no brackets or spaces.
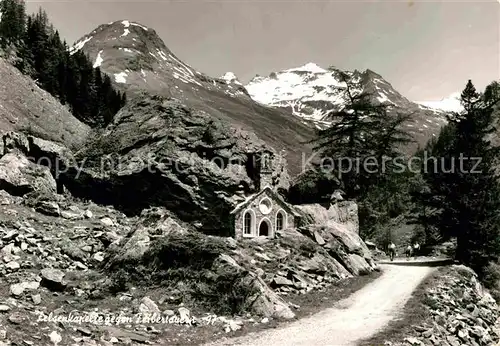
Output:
70,19,316,176
242,62,450,150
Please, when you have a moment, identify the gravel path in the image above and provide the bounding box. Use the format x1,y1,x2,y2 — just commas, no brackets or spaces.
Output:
207,264,436,346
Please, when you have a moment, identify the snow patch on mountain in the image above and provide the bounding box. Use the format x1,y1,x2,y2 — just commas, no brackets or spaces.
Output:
114,71,128,83
93,50,104,68
285,62,327,74
416,92,463,113
221,72,242,86
130,22,148,31
69,36,93,55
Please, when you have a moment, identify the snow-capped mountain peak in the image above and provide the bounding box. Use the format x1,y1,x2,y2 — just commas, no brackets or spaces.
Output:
69,20,250,98
285,62,327,74
245,62,411,123
416,92,464,113
220,72,242,86
245,62,449,150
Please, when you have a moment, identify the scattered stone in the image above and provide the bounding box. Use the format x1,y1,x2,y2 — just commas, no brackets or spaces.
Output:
76,327,92,337
40,268,66,291
10,283,25,296
272,276,294,286
84,210,93,219
5,261,19,271
139,297,160,315
31,294,41,305
100,217,114,227
74,261,88,270
35,201,60,217
92,252,105,262
48,330,62,345
178,307,190,322
163,310,175,316
386,265,499,346
60,211,83,220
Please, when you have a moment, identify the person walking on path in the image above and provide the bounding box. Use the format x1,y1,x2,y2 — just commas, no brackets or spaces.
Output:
413,242,420,259
388,242,396,261
405,245,412,259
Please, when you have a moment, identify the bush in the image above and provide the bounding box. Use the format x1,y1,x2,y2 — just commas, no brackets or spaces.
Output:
105,232,261,315
481,262,500,302
143,232,230,272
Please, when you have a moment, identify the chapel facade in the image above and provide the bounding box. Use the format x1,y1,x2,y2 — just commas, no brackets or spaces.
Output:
230,150,301,240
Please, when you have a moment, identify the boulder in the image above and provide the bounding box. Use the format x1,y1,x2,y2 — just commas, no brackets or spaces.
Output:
0,152,56,196
40,268,66,291
138,297,161,315
108,207,189,264
35,201,61,217
299,223,374,276
246,275,295,319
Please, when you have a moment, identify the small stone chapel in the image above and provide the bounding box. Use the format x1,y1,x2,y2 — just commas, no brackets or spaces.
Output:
230,150,301,240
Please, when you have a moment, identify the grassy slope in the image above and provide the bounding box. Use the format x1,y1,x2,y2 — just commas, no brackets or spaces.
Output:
0,58,90,150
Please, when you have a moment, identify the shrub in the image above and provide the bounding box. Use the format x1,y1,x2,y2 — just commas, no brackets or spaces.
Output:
481,262,500,302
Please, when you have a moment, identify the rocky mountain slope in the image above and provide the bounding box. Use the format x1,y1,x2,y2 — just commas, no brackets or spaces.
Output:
0,57,89,150
244,63,450,150
70,20,315,176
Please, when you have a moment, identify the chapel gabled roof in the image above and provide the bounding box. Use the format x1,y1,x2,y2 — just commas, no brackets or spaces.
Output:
230,186,302,217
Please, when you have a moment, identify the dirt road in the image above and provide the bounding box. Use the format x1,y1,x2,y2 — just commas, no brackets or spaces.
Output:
206,264,436,346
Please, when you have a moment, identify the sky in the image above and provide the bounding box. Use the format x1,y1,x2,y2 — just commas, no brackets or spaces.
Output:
25,0,500,101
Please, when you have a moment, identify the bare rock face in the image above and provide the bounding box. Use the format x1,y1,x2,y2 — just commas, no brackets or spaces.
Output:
61,96,290,235
296,201,359,234
299,223,375,276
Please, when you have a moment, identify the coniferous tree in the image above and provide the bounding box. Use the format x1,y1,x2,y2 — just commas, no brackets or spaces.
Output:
414,80,500,274
0,0,25,47
0,1,126,127
312,71,414,198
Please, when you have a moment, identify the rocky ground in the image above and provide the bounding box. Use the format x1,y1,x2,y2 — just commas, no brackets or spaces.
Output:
0,190,379,346
0,131,379,345
370,265,500,346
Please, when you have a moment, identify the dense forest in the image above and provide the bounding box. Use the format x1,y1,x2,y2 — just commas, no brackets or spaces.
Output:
0,0,125,127
289,74,500,293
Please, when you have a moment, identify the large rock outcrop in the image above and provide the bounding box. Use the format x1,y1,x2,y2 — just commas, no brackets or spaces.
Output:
296,201,359,234
58,96,291,235
105,210,375,321
299,223,375,276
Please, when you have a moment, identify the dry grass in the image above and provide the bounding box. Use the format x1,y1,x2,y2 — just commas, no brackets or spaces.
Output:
0,58,90,149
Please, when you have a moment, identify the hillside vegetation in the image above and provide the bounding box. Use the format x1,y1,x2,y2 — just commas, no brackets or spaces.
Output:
0,0,125,127
290,77,500,294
